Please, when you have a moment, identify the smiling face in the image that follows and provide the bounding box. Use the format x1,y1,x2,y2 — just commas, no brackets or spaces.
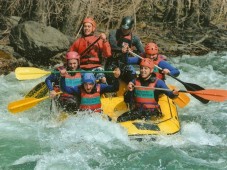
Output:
140,66,153,80
83,82,95,93
83,22,93,35
145,53,158,60
67,59,79,70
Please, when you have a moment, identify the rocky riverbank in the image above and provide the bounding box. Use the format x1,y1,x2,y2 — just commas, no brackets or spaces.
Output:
1,19,226,75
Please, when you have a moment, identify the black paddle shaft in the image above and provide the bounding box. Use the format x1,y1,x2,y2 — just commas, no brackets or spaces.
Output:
170,75,209,104
80,37,101,56
121,49,209,104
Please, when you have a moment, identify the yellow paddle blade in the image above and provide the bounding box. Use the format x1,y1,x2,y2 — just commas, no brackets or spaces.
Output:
173,92,190,108
25,82,48,98
168,85,190,108
15,67,51,80
8,96,49,114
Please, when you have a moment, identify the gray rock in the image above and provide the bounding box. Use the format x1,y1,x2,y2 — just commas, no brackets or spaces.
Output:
5,16,21,28
9,21,70,65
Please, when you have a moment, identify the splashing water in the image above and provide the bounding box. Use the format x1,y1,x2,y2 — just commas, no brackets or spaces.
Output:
1,51,227,169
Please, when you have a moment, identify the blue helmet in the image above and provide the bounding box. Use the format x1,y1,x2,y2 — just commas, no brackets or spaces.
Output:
82,73,96,84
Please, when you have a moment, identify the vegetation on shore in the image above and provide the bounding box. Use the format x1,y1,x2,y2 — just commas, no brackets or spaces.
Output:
0,0,226,74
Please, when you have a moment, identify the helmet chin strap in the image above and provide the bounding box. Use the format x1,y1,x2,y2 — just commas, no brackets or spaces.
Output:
153,54,159,61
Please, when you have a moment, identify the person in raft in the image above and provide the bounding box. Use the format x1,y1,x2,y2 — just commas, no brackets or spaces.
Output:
117,58,179,122
69,17,112,84
60,68,121,113
105,16,145,84
45,51,82,113
127,42,180,80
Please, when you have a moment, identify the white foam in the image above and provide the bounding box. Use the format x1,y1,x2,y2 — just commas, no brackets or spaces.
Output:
181,122,222,146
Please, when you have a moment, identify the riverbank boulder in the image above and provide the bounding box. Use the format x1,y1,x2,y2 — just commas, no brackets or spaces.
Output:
0,45,30,75
9,21,70,65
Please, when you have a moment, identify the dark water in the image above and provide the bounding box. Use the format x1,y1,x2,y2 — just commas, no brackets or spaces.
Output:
1,51,227,170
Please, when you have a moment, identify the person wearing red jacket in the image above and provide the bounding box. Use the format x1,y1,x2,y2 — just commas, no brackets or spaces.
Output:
69,17,112,83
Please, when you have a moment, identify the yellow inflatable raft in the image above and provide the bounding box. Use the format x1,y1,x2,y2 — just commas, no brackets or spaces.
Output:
101,94,180,136
58,80,182,137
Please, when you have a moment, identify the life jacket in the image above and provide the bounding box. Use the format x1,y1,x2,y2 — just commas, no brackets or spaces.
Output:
56,66,82,87
64,73,81,87
111,31,131,62
152,54,167,80
116,31,132,48
134,78,159,109
55,67,82,97
80,84,101,112
75,36,102,69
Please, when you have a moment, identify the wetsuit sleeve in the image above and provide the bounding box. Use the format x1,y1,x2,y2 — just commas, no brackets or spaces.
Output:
100,78,119,94
132,36,144,53
60,77,80,95
155,79,177,99
109,30,122,52
123,78,136,103
124,90,134,103
45,72,60,91
158,60,180,77
127,56,141,65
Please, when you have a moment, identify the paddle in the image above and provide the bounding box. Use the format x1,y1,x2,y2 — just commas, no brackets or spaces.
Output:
128,50,209,104
134,86,227,102
80,37,101,56
25,81,48,98
172,94,190,108
15,67,117,80
15,36,102,81
166,75,208,103
168,85,190,108
8,92,62,114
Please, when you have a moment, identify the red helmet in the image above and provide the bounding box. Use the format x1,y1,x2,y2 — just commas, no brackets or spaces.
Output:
66,51,80,63
145,43,158,55
83,17,96,31
140,58,154,70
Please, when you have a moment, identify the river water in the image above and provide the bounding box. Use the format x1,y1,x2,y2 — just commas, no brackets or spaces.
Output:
1,51,227,170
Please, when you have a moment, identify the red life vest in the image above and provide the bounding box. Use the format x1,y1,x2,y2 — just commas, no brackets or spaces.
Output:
134,78,159,109
80,84,101,112
116,33,132,48
69,35,111,69
153,55,167,80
